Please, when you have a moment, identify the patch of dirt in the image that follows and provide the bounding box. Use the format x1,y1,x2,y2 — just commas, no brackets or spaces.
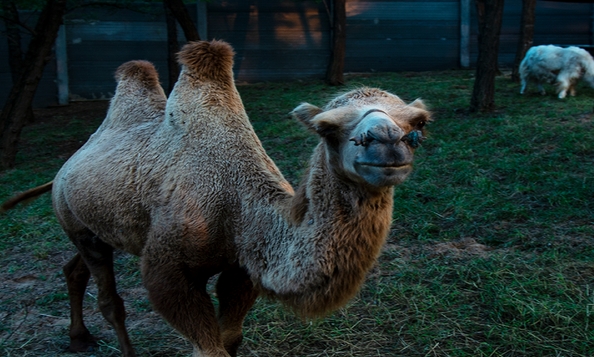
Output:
0,248,185,356
428,237,493,258
578,111,593,123
383,237,496,262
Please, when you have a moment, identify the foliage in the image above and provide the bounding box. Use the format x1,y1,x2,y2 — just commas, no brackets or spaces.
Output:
0,70,593,356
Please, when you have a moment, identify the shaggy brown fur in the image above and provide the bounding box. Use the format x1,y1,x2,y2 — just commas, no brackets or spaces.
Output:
2,40,432,357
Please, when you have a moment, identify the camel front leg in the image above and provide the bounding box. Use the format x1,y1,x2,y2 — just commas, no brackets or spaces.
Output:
216,266,259,356
141,255,230,357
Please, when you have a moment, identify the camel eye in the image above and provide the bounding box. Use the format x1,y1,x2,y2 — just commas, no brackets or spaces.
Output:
417,121,426,129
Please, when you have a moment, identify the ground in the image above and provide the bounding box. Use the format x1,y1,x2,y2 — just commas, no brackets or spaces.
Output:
0,99,530,357
5,68,594,355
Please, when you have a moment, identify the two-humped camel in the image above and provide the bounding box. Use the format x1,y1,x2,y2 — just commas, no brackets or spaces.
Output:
6,40,432,357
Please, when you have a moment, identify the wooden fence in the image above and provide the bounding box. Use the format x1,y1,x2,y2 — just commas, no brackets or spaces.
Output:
0,0,592,107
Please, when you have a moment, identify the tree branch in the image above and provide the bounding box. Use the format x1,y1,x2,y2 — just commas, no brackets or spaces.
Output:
165,0,200,41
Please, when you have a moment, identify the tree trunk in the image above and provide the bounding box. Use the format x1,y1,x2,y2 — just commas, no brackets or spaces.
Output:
511,0,536,82
165,0,200,42
3,1,24,83
326,0,346,86
470,0,505,113
0,0,67,169
2,1,36,124
164,0,180,94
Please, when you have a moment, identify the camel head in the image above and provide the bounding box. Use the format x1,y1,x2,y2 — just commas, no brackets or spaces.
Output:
292,87,431,188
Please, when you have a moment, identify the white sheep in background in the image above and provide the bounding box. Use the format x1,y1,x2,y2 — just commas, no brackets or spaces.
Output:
519,44,594,99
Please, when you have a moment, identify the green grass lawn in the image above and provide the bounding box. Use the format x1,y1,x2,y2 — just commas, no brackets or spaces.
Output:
1,70,593,356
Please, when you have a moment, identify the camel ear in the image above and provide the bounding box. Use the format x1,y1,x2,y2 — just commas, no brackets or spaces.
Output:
292,103,351,138
309,108,347,137
291,103,323,132
408,98,427,110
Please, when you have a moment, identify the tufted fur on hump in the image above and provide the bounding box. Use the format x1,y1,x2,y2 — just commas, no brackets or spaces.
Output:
166,39,248,134
115,60,162,88
103,60,167,129
176,40,235,86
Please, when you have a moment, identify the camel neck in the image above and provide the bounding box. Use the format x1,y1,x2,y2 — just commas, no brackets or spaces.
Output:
240,143,394,317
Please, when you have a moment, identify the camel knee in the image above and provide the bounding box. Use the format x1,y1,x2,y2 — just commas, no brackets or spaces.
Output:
63,254,90,292
97,293,127,325
63,253,82,276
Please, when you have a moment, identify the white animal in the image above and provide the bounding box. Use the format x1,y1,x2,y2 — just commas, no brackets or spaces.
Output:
519,44,594,98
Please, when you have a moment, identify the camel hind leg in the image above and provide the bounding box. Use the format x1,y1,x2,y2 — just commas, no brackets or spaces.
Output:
69,229,137,357
216,266,259,356
63,253,97,352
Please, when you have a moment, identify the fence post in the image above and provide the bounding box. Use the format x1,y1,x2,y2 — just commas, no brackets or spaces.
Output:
56,24,69,105
591,4,594,46
460,0,470,68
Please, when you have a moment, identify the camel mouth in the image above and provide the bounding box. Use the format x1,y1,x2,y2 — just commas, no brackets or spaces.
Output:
358,163,412,169
354,163,413,187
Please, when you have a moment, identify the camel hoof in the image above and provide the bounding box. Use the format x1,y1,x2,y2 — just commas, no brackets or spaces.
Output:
67,334,99,352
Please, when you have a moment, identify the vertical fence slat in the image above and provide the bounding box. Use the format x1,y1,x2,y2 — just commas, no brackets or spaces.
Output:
55,25,69,105
460,0,470,68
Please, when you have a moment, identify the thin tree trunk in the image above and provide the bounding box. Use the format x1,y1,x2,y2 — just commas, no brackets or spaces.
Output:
164,1,180,94
165,0,200,41
326,0,346,86
511,0,536,82
0,0,67,169
2,1,36,124
470,0,505,113
3,1,24,83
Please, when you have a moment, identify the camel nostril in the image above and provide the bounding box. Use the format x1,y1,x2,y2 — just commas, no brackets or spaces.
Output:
349,132,369,146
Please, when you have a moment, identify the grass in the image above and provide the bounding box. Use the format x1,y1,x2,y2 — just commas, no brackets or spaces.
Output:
1,70,593,356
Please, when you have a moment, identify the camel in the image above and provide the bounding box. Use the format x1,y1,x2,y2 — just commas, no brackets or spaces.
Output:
2,40,432,357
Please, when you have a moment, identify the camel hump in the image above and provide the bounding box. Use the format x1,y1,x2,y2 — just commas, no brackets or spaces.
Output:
114,60,161,88
176,40,235,81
